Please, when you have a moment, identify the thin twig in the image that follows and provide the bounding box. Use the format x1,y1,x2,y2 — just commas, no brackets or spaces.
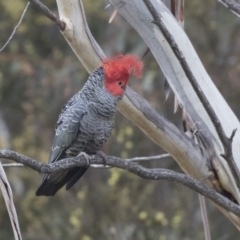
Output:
2,163,25,168
109,9,118,23
141,47,150,59
126,153,171,162
0,164,22,240
0,149,240,217
29,0,65,30
77,153,171,168
0,2,30,53
142,0,240,191
218,0,240,18
230,128,237,142
199,194,212,240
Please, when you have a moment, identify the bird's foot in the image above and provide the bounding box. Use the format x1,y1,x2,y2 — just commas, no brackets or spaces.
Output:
96,151,107,165
77,152,90,166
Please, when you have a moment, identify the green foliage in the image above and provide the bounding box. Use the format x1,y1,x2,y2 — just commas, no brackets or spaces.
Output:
0,0,240,239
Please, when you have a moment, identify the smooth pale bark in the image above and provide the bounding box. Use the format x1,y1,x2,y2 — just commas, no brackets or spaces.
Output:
56,0,240,229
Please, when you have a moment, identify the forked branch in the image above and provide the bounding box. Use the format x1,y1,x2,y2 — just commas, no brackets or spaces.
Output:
29,0,65,30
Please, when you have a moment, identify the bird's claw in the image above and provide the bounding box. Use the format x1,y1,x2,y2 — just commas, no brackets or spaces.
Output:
96,151,107,166
77,152,90,167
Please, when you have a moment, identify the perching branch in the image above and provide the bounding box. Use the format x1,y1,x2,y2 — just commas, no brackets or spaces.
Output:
2,153,171,168
143,0,240,191
1,149,240,217
218,0,240,18
0,2,30,53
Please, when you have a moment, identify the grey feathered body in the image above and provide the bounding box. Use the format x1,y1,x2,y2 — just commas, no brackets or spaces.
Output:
36,68,122,196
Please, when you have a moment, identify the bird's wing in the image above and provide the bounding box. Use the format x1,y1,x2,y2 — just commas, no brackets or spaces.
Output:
49,99,86,164
55,93,80,130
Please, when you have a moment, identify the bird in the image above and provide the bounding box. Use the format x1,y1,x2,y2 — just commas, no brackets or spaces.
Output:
36,54,143,196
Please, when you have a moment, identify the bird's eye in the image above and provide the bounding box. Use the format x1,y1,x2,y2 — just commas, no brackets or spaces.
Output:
118,81,122,86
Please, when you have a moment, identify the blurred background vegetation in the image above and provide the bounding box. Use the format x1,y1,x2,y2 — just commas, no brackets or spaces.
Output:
0,0,240,239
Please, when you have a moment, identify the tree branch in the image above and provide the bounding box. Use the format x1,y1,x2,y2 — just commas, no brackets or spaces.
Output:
29,0,65,30
125,153,171,162
142,0,240,191
2,153,171,168
218,0,240,18
0,163,22,240
199,194,212,240
2,163,25,168
1,149,240,217
0,2,30,52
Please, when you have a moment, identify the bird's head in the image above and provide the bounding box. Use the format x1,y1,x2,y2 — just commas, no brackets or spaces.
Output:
102,54,143,96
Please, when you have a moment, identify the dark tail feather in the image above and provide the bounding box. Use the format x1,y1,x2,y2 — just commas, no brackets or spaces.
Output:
36,176,68,196
66,167,89,190
36,167,88,196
